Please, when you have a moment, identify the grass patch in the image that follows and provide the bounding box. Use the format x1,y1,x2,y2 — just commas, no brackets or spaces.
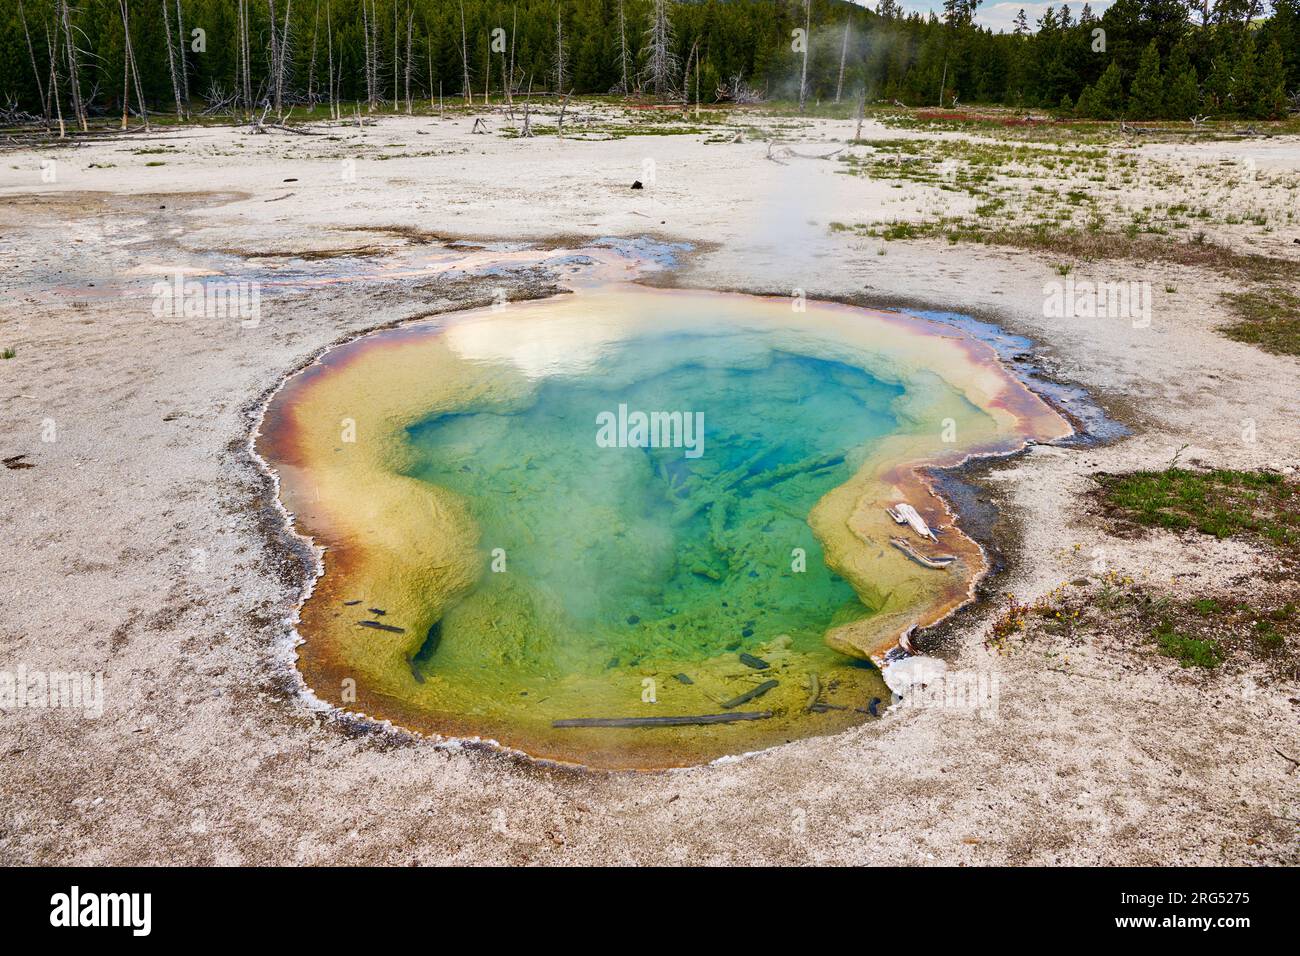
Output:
1219,287,1300,357
1153,621,1224,668
1,347,15,359
988,575,1296,676
1095,468,1300,547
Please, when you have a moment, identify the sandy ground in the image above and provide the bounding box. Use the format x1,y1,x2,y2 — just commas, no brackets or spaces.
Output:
1,109,1297,865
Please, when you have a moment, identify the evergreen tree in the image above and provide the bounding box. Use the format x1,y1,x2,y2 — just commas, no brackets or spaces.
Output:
1231,30,1259,116
1127,39,1162,117
1256,37,1288,119
1090,60,1125,118
1163,40,1200,119
1075,83,1097,117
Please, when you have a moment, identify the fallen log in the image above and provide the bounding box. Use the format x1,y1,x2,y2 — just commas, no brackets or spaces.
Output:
720,679,779,709
553,711,772,728
890,536,956,570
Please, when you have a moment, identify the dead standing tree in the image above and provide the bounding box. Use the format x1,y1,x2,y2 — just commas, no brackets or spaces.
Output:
459,0,472,104
326,0,338,118
835,20,850,104
553,6,568,94
47,20,66,137
306,0,320,103
506,6,517,104
404,3,414,114
798,0,810,112
17,0,49,127
175,0,191,106
265,0,293,117
161,0,184,118
116,0,149,130
58,0,89,131
615,0,631,95
644,0,679,98
266,0,282,112
237,0,253,112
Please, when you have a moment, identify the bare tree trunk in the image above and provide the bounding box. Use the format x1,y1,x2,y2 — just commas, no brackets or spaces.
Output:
121,18,131,129
307,0,320,104
277,0,293,114
835,20,850,104
506,6,516,103
43,21,57,120
326,0,336,118
266,0,282,111
176,0,191,107
360,0,371,106
238,0,252,112
117,0,148,130
428,32,436,111
554,8,565,94
369,0,380,107
59,0,88,131
557,88,571,138
854,91,865,141
393,0,399,107
483,35,490,104
680,41,696,108
616,0,629,95
519,73,533,135
404,4,413,114
126,3,149,127
645,0,677,98
18,0,49,125
161,0,184,118
798,0,810,112
459,1,471,104
47,20,66,138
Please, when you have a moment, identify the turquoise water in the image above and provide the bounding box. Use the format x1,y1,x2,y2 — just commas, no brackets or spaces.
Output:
403,331,906,678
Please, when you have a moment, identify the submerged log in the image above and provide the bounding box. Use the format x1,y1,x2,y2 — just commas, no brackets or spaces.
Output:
720,679,779,709
553,711,772,728
889,537,956,570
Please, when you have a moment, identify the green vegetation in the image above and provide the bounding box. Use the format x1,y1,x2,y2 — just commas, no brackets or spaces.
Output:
1219,288,1300,357
989,574,1296,673
1153,620,1223,668
1095,468,1300,547
1,347,16,360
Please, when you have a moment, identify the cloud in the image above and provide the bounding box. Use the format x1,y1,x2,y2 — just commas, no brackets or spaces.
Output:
861,1,1117,34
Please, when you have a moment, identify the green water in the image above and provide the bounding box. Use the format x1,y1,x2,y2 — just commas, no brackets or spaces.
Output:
403,330,906,679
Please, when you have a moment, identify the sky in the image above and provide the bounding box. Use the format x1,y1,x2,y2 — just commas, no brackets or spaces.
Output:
867,1,1119,34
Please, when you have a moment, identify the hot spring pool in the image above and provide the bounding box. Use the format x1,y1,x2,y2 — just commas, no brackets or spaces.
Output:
257,284,1069,768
